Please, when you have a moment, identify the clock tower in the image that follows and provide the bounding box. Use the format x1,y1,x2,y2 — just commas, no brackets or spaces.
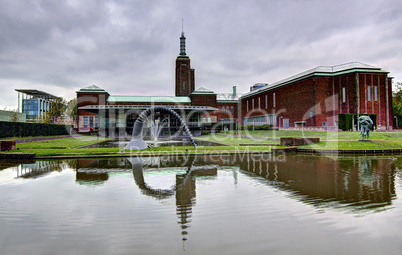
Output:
175,30,195,96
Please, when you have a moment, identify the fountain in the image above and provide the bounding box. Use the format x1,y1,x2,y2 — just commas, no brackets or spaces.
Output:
125,106,197,150
145,117,169,143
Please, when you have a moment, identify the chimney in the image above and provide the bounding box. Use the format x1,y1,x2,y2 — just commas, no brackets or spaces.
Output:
233,86,237,96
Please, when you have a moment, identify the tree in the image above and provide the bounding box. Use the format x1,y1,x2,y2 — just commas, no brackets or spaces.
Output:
45,97,67,123
392,81,402,127
9,109,21,122
66,98,77,118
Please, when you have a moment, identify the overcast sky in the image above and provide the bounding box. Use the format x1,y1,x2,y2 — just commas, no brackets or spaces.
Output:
1,0,402,109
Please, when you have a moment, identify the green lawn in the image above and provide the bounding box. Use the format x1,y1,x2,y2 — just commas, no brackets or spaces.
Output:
15,136,110,149
220,130,402,141
2,130,401,157
197,130,402,150
4,135,271,157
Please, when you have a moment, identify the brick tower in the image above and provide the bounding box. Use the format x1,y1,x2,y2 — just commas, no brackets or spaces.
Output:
175,30,195,96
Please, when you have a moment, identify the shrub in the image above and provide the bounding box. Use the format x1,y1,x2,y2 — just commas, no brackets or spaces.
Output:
0,121,72,138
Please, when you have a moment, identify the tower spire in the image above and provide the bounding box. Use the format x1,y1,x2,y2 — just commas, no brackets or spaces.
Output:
179,19,186,56
182,19,184,35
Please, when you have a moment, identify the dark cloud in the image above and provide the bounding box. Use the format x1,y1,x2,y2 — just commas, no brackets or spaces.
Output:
0,0,401,108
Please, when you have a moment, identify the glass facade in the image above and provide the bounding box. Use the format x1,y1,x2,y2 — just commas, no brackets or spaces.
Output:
22,99,50,119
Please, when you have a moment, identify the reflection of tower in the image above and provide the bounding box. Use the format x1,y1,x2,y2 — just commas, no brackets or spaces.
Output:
175,172,196,241
175,26,195,96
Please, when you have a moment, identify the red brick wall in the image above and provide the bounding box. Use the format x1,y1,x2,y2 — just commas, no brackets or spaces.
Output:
190,94,217,107
77,92,109,117
207,102,239,122
175,57,193,96
241,78,316,127
240,71,392,129
108,102,191,106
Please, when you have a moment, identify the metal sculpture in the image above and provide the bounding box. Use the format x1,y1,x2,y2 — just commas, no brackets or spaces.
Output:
358,115,373,140
125,106,197,150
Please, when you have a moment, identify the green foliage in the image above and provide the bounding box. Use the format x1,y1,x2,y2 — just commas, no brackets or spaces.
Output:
44,97,67,123
66,98,77,118
240,124,274,130
393,82,402,127
338,113,377,131
0,121,72,138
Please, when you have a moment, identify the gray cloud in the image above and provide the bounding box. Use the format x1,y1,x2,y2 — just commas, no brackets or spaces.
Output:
1,0,402,108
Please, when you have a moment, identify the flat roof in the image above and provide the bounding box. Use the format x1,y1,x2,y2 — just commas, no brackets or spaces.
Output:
78,105,218,113
15,89,58,99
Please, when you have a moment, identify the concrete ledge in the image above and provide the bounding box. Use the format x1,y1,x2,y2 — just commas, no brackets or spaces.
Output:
272,146,297,152
280,137,320,146
297,148,402,155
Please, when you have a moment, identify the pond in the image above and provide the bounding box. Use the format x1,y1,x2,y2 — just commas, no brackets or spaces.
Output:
0,154,401,255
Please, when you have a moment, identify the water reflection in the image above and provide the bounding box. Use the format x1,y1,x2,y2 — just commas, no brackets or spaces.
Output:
74,156,218,242
0,159,68,180
0,154,400,254
206,154,396,213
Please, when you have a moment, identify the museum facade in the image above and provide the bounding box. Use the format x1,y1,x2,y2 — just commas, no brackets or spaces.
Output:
76,31,394,134
240,62,394,130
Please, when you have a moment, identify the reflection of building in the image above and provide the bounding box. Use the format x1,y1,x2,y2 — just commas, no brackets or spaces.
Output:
235,155,396,208
75,156,217,242
76,30,242,135
240,63,394,130
15,89,58,120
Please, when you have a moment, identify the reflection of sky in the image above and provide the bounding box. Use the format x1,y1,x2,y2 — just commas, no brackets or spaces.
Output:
1,157,402,255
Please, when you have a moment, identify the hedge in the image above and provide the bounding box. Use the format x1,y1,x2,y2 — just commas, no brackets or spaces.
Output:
0,121,73,138
338,113,377,131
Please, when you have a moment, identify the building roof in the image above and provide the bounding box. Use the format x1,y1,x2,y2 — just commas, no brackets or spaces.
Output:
191,87,216,94
76,85,108,93
216,92,242,102
107,96,191,103
241,62,388,99
15,89,58,100
79,104,218,112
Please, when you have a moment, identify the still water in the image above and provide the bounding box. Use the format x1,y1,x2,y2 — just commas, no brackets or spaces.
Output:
0,154,401,255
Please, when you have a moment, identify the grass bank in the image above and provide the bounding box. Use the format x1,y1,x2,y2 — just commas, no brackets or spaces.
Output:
2,130,401,158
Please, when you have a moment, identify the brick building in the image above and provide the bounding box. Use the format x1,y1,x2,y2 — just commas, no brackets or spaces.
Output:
76,30,240,136
240,62,393,130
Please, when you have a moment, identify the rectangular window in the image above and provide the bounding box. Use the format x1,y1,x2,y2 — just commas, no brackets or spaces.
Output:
342,87,346,103
322,122,327,127
265,95,268,109
374,86,378,101
368,86,371,102
207,117,211,123
252,99,254,110
247,101,249,112
183,82,186,90
89,117,94,128
83,116,88,128
202,117,206,123
273,93,276,107
231,106,234,114
258,97,261,109
222,106,225,113
95,117,99,128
